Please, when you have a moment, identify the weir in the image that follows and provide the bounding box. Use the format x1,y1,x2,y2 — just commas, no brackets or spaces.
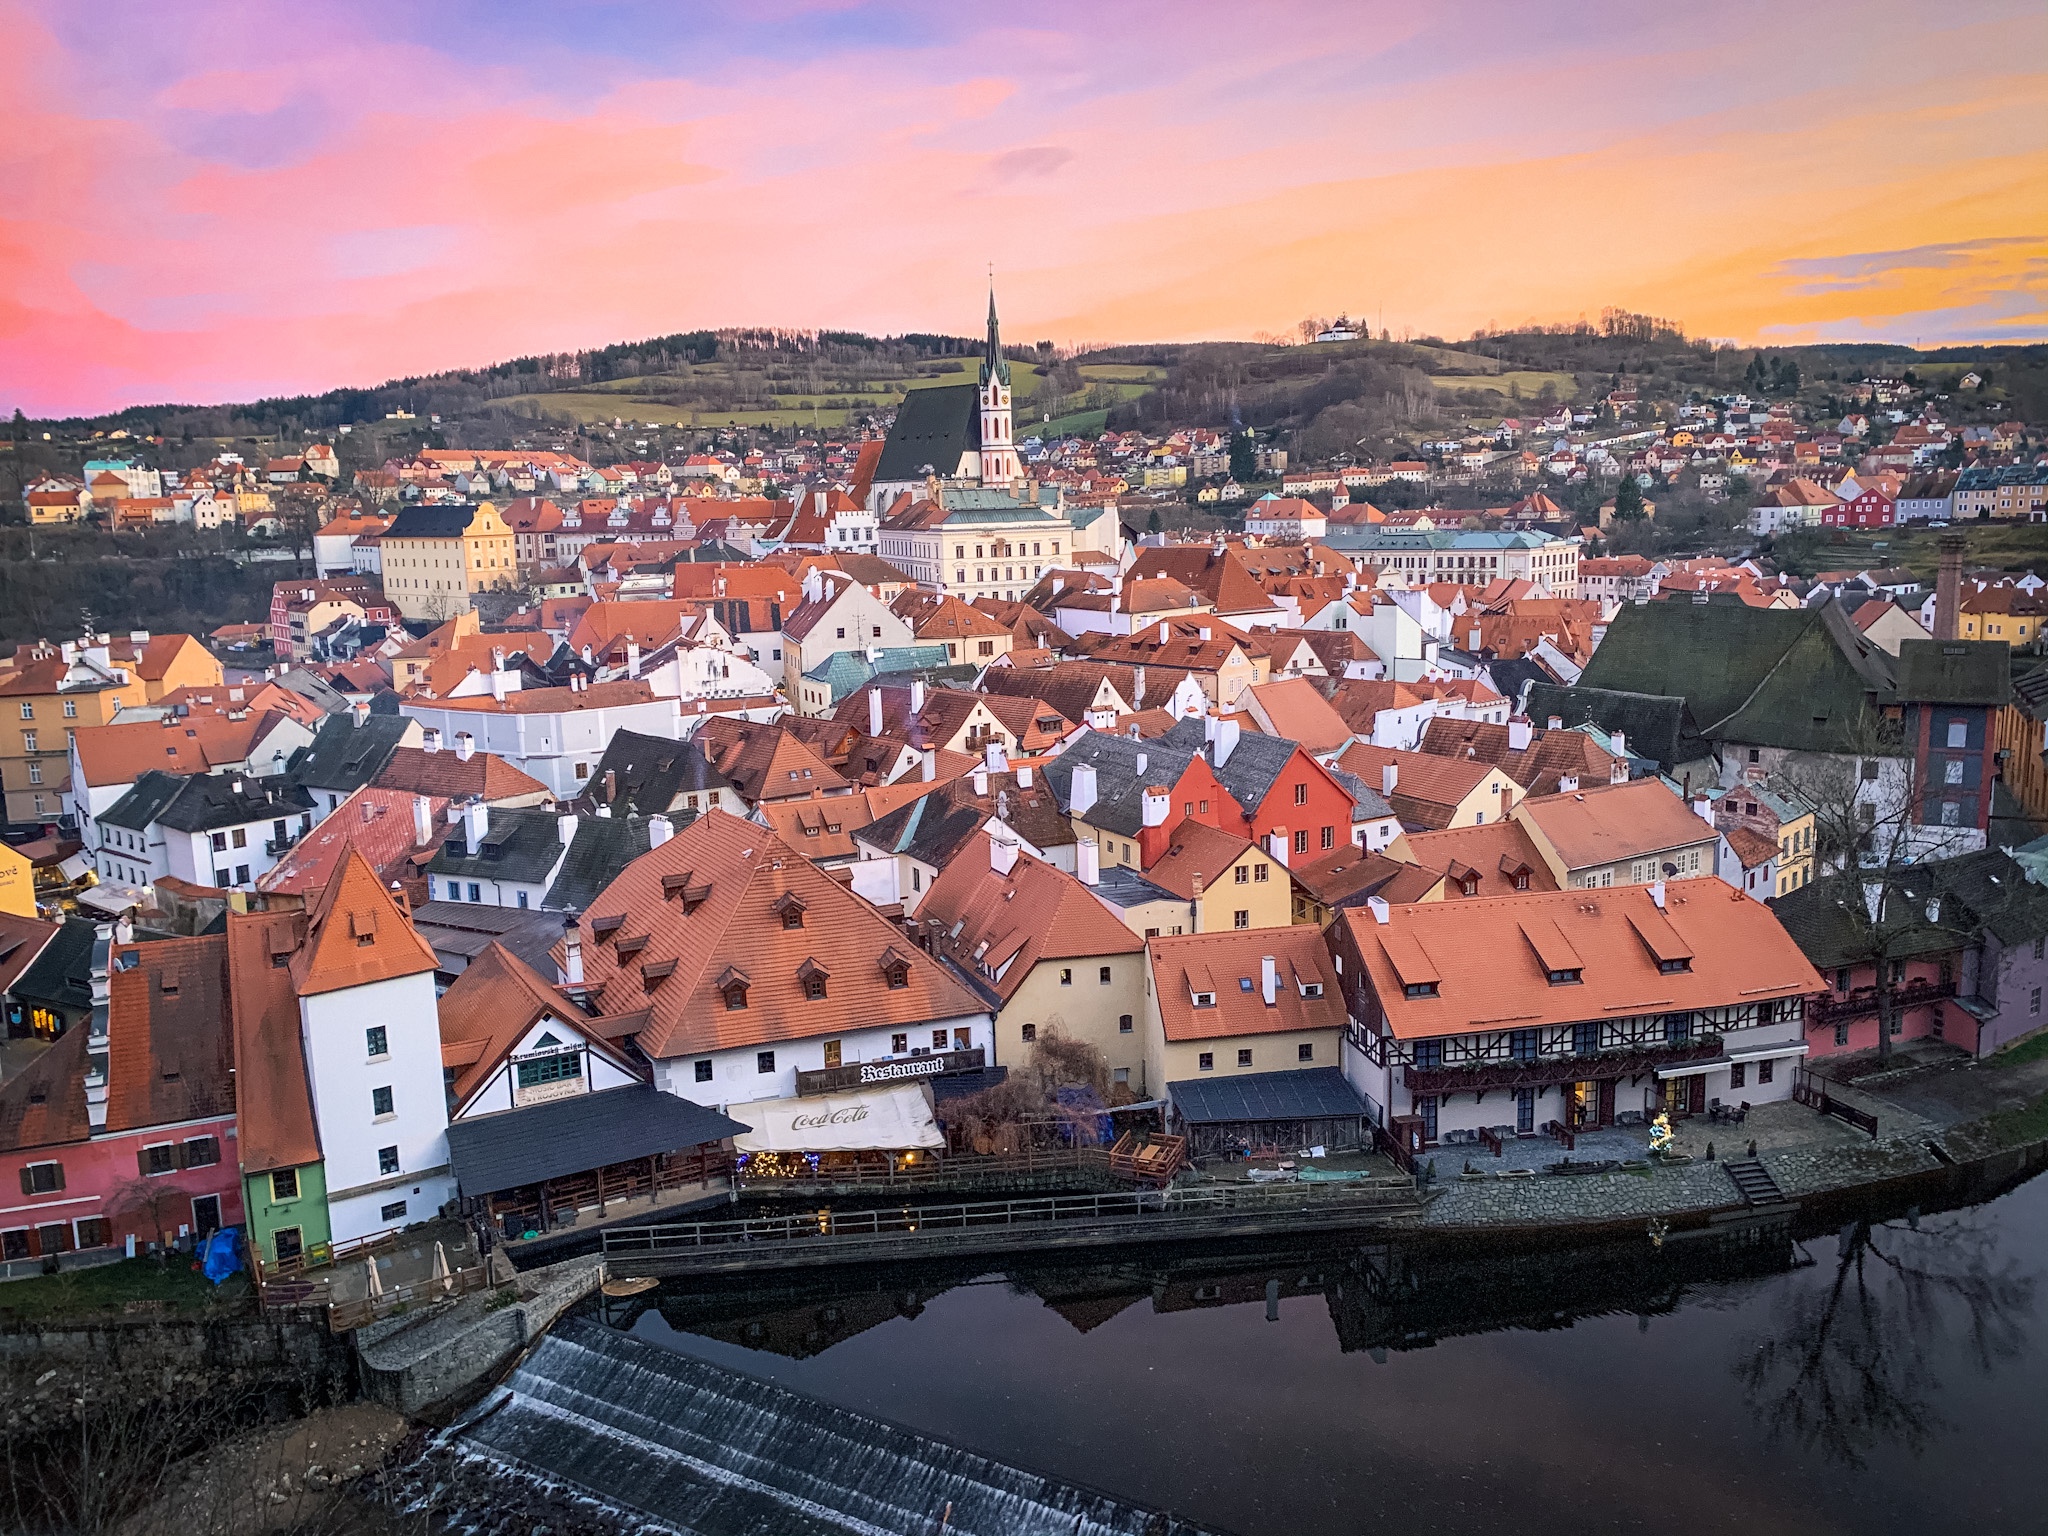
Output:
451,1316,1228,1536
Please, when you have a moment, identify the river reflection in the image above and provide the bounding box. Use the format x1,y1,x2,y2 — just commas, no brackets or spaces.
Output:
605,1167,2048,1536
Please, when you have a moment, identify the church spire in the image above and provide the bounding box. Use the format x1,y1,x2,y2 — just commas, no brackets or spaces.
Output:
981,279,1011,388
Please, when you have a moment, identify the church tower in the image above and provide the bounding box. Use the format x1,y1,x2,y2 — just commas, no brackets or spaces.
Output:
977,285,1020,488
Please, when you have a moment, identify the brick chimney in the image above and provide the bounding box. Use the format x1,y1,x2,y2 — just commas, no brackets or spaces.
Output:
1935,532,1965,641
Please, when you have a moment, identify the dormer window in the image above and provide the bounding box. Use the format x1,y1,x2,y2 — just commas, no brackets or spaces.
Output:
1192,990,1216,1007
797,958,830,1000
771,891,807,930
1658,957,1692,974
1404,981,1438,999
718,964,750,1011
1301,982,1324,998
1546,967,1582,985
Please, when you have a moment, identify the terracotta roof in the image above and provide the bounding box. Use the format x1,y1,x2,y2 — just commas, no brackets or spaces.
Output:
1417,717,1618,795
0,1026,91,1152
259,786,452,897
562,809,986,1060
1724,824,1779,870
1339,883,1823,1040
1242,678,1354,757
72,714,276,786
892,591,1011,642
1333,743,1502,830
105,934,233,1133
419,680,659,715
917,836,1142,1003
373,745,550,803
1290,846,1444,908
978,660,1137,723
1127,545,1279,617
226,909,322,1171
289,851,440,998
695,719,850,802
1142,819,1262,900
1516,778,1717,872
1147,926,1344,1043
755,796,876,860
1401,822,1559,898
437,941,639,1108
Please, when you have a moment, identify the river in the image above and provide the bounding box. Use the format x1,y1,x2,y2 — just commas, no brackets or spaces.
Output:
590,1164,2047,1536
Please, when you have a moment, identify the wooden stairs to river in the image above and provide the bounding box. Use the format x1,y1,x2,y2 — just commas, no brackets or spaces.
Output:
1721,1159,1786,1207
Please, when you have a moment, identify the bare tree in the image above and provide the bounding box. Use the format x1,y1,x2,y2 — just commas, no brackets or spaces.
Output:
107,1177,193,1253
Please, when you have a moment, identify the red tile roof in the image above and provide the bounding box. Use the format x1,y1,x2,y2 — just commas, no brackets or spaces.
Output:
105,934,234,1133
289,851,440,998
226,909,322,1171
1147,925,1344,1043
917,836,1142,1003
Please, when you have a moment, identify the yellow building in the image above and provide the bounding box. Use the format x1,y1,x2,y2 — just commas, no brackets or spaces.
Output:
0,840,35,916
1956,589,2046,649
0,640,150,823
1139,926,1347,1099
1105,822,1299,936
380,501,517,620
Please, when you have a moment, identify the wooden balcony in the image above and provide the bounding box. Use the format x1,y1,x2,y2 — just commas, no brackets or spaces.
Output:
1401,1035,1724,1096
1806,978,1954,1028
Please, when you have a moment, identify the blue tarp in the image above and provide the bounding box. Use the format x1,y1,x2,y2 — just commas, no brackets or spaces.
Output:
201,1225,243,1284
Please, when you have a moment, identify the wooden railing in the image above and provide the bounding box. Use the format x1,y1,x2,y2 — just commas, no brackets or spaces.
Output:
326,1264,491,1334
1544,1119,1576,1153
1107,1132,1185,1187
1792,1069,1881,1139
735,1145,1113,1190
1402,1036,1724,1096
1806,978,1955,1028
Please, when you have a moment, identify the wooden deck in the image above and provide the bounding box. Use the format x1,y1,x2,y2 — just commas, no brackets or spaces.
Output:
602,1179,1425,1276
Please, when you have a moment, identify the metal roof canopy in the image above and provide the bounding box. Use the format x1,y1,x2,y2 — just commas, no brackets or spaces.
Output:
446,1085,748,1196
1166,1067,1367,1125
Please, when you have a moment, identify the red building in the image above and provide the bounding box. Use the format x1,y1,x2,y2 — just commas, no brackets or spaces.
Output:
0,933,242,1269
1822,484,1896,529
1166,717,1360,864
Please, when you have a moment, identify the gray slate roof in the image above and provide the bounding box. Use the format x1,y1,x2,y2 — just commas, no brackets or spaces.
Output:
9,918,99,1016
1523,684,1705,771
1159,717,1297,820
1167,1067,1367,1125
543,813,655,912
386,504,479,539
101,770,314,835
291,712,413,795
577,730,731,816
874,383,980,484
446,1085,747,1196
1893,638,2011,707
1038,729,1201,838
430,808,570,888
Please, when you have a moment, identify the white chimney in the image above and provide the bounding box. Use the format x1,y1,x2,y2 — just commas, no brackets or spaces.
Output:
868,687,883,736
990,833,1020,875
558,811,578,846
911,679,926,714
1693,791,1714,824
1158,621,1170,644
1199,626,1212,642
1381,762,1398,796
352,699,370,729
1610,731,1626,759
423,728,442,754
490,665,508,702
1467,627,1481,651
1559,774,1580,793
1507,719,1533,751
1212,715,1241,766
456,731,475,762
1070,761,1098,816
466,800,489,848
562,915,584,989
1267,830,1290,868
1367,894,1391,925
921,747,936,782
1548,716,1564,731
1135,751,1148,774
1077,837,1100,886
627,640,641,679
1142,785,1170,827
649,813,673,848
413,794,434,848
1017,764,1033,788
1649,879,1667,910
973,765,990,796
1261,954,1278,1006
985,741,1008,774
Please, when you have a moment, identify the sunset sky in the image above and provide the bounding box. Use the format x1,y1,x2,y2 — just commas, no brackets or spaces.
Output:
4,0,2044,417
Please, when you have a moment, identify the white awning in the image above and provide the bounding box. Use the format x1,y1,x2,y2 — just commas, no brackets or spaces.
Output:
1725,1041,1811,1065
731,1083,944,1154
1655,1042,1810,1079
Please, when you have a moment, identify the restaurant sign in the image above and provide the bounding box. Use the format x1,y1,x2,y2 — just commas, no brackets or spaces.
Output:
795,1047,985,1097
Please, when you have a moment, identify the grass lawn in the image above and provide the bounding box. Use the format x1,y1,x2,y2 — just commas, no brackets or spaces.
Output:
1993,1029,2048,1069
1031,408,1110,438
0,1256,256,1322
1429,369,1577,402
1078,363,1168,383
1777,522,2048,581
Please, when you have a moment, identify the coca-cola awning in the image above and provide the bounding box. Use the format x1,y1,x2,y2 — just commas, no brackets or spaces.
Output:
731,1083,944,1154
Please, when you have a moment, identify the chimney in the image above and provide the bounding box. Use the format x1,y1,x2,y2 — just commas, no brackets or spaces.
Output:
1077,837,1100,885
413,794,434,848
1190,871,1205,897
352,699,370,729
1135,751,1148,774
1507,718,1533,751
1199,626,1212,642
558,811,578,845
1558,774,1579,793
1366,894,1391,925
1213,715,1241,766
1267,830,1290,868
911,679,926,714
1936,531,1965,641
1142,785,1170,827
1381,762,1398,796
868,687,883,736
1070,761,1098,815
466,800,489,848
1467,626,1481,651
1649,879,1667,910
1158,620,1169,644
561,913,585,989
648,813,673,848
1548,716,1564,731
990,832,1020,875
1692,790,1714,825
1017,764,1034,788
921,747,936,782
1610,731,1626,760
423,728,442,754
972,762,990,796
455,731,475,762
985,741,1008,774
1261,954,1278,1006
490,664,508,702
627,640,641,679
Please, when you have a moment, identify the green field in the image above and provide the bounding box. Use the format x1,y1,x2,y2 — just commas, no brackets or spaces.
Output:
1429,370,1577,401
1774,522,2048,581
1029,408,1111,438
1078,363,1169,383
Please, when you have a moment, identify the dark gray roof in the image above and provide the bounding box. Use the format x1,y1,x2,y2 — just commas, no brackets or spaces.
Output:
1485,657,1557,709
542,812,655,912
446,1085,747,1196
290,711,413,794
1085,863,1176,910
576,730,730,816
1327,768,1394,822
873,383,980,484
1167,1067,1367,1125
1159,716,1296,820
103,770,313,835
1772,849,2048,968
272,669,354,714
1038,729,1200,838
860,791,986,869
1893,639,2011,707
386,503,479,540
9,918,98,1016
411,900,565,976
430,807,570,887
1523,684,1705,771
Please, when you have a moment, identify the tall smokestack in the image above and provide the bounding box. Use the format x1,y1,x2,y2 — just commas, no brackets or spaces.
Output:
1935,532,1965,642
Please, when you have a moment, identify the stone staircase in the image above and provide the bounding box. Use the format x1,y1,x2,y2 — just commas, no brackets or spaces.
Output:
1721,1159,1786,1207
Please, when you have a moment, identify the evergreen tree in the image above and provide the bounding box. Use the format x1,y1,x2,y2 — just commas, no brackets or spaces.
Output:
1228,431,1257,482
1613,474,1646,520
